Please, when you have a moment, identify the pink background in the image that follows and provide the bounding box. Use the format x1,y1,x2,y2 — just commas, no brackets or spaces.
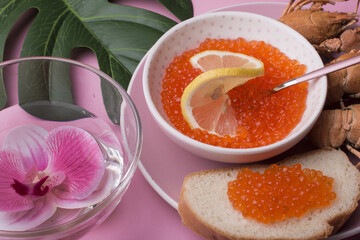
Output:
5,0,360,239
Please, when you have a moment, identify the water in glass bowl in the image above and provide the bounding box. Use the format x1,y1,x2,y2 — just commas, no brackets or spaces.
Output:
0,101,125,231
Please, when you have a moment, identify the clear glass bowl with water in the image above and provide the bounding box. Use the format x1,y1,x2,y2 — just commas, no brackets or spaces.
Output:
0,57,142,239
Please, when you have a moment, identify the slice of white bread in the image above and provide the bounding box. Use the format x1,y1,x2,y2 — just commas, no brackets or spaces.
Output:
178,148,360,240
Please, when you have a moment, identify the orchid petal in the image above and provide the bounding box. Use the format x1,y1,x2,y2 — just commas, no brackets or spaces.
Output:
46,126,105,200
52,170,114,209
0,150,34,212
25,165,38,183
3,125,49,171
44,171,66,190
0,197,56,231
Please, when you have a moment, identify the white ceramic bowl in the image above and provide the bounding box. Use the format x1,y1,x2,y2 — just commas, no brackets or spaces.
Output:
143,11,327,163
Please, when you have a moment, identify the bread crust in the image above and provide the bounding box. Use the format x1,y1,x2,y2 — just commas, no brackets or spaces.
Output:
178,148,360,240
178,194,331,240
179,192,235,240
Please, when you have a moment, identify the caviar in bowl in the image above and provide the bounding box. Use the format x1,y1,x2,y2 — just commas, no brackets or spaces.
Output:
143,11,327,163
0,57,142,239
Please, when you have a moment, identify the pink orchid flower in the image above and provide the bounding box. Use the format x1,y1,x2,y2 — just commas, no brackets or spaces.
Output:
0,125,111,231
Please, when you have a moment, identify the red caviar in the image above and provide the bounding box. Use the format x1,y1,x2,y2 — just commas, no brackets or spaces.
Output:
227,164,336,224
161,38,307,148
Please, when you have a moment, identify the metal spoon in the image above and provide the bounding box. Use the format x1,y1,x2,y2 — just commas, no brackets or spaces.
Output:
271,54,360,93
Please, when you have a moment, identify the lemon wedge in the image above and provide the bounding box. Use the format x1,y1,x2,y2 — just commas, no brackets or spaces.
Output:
190,50,264,72
181,54,264,137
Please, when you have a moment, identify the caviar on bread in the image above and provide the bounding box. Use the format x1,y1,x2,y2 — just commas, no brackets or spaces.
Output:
178,148,360,240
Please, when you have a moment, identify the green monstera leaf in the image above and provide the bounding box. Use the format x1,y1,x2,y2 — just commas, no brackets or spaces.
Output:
157,0,194,21
0,0,193,122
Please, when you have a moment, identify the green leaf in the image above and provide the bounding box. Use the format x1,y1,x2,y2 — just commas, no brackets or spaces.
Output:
20,101,94,122
0,0,193,122
17,59,90,121
157,0,194,21
18,59,74,104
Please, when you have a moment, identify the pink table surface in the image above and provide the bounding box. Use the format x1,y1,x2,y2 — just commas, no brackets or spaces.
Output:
4,0,360,239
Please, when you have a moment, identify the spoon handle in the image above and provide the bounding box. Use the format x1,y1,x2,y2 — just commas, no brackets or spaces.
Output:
273,54,360,92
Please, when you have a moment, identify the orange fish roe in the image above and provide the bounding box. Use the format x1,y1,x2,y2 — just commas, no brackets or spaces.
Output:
227,164,337,224
161,38,307,148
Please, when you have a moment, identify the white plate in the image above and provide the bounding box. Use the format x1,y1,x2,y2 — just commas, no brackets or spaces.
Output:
128,3,360,239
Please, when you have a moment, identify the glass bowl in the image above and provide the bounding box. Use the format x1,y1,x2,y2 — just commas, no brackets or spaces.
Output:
0,56,142,239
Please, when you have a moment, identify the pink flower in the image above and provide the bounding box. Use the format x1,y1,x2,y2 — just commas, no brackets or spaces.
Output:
0,125,111,231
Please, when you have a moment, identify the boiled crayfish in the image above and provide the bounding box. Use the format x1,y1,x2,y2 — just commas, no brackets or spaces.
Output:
279,0,359,48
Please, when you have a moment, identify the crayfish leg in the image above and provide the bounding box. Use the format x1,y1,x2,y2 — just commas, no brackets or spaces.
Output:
281,0,295,17
340,98,346,109
346,145,360,167
348,93,360,99
346,144,360,158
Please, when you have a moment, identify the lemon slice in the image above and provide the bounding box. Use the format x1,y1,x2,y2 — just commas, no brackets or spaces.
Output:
190,50,264,72
181,66,264,137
